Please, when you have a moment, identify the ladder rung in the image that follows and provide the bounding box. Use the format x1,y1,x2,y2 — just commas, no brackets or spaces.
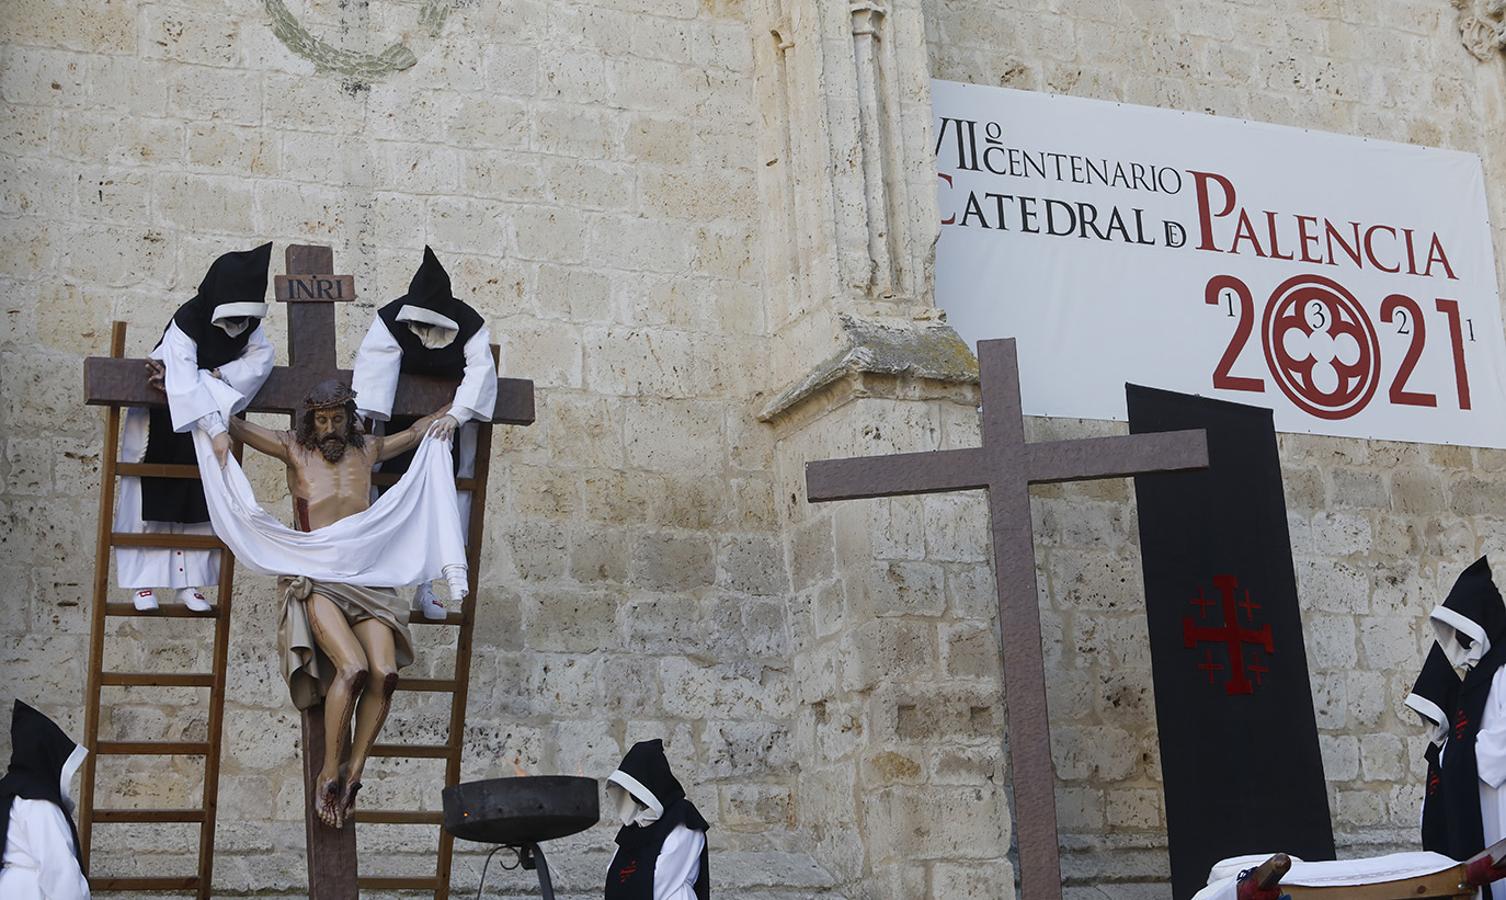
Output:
92,808,204,823
101,672,215,688
353,809,443,825
91,875,200,891
105,602,221,619
370,743,452,759
95,740,210,756
117,462,201,480
111,532,225,550
408,610,464,625
359,876,441,889
396,678,457,692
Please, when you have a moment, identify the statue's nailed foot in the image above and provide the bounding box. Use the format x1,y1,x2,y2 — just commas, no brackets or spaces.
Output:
341,778,363,822
315,770,344,829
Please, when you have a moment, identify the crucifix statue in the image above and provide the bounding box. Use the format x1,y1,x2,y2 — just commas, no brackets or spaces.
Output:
83,245,534,899
804,338,1208,899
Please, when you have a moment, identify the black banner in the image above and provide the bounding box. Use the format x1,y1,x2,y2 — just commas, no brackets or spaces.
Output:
1126,385,1334,899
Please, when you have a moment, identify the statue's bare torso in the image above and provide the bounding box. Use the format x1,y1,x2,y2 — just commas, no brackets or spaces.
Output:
278,434,382,530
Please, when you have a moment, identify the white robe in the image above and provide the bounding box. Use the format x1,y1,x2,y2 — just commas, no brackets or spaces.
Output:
652,824,705,900
0,800,89,900
350,319,496,539
189,429,468,596
1476,666,1506,850
350,321,497,426
112,321,275,589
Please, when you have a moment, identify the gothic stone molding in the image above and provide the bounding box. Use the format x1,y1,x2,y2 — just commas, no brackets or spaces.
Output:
758,313,979,422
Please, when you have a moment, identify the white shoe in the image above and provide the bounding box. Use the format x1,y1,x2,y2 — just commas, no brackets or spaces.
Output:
133,589,160,612
414,582,447,621
176,588,212,613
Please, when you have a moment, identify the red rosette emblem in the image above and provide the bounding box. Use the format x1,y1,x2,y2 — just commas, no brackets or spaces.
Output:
1262,274,1381,420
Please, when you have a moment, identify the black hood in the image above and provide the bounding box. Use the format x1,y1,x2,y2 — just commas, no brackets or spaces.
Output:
377,246,484,374
1431,557,1505,670
610,739,686,815
1407,643,1461,746
169,242,273,370
1,700,87,866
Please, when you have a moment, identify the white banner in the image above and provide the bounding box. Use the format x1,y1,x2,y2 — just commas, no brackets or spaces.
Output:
933,80,1506,448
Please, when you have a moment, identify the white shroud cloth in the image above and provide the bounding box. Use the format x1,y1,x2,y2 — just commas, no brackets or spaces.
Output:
113,321,275,589
351,318,496,552
188,429,468,596
1192,852,1463,899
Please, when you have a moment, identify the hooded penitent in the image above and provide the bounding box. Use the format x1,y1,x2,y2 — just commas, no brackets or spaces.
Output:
377,247,484,375
1432,557,1506,880
0,701,88,868
605,740,709,900
142,242,273,524
1408,643,1460,852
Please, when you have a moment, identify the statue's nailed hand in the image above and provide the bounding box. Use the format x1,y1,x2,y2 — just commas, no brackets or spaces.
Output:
145,359,166,393
427,414,459,442
212,432,232,469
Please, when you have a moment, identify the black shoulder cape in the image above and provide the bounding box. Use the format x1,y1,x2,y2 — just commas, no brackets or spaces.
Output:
1409,643,1461,852
0,701,82,868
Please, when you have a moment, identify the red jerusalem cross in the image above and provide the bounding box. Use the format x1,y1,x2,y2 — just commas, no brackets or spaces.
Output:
1183,575,1274,696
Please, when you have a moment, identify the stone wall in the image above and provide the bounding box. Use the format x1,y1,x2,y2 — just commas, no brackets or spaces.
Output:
920,0,1506,896
0,1,829,895
4,0,1506,897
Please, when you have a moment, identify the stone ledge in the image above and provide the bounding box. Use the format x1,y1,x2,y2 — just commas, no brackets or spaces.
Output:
758,314,979,424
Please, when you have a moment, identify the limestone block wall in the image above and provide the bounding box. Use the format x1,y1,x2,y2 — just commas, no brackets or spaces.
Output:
771,376,1015,900
0,1,832,895
918,0,1506,895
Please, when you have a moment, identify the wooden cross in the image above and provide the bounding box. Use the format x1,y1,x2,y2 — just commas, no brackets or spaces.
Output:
83,244,535,899
804,338,1208,899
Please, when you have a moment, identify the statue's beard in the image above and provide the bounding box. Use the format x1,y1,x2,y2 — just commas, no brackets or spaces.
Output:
318,434,348,463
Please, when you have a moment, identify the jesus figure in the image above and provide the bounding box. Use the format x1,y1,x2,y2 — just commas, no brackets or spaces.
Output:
216,379,451,829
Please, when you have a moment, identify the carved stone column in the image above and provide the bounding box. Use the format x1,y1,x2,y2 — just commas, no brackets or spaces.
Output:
755,2,1013,898
753,0,957,399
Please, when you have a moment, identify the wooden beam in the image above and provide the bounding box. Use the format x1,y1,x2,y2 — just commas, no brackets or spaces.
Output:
84,358,535,425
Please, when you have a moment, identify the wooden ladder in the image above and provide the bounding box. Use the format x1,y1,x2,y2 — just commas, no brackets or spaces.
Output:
79,322,239,896
352,400,496,898
82,321,498,898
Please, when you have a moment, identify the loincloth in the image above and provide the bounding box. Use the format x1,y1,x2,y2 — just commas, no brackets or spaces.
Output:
277,576,415,710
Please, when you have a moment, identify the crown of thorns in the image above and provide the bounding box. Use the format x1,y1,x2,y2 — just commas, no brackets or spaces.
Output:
302,379,358,411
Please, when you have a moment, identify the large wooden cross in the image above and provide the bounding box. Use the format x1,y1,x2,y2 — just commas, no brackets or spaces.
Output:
804,338,1208,899
83,244,534,899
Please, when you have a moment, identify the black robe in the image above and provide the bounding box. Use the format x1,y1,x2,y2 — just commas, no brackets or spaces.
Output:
373,247,484,478
140,242,272,524
1433,558,1505,884
605,740,710,900
1409,643,1461,852
0,701,83,870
